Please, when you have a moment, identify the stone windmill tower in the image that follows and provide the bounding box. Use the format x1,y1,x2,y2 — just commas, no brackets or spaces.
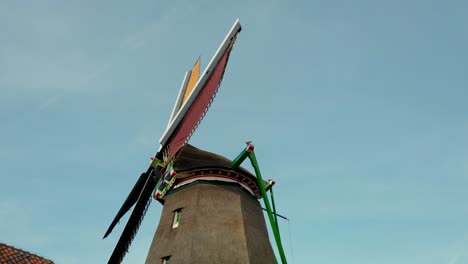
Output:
145,144,275,263
103,20,287,264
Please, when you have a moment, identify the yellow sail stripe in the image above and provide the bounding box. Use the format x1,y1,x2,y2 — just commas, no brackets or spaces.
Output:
182,58,200,104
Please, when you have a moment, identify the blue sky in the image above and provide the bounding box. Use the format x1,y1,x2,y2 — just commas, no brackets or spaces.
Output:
1,0,468,263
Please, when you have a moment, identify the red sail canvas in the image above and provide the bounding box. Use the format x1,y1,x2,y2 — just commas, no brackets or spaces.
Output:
165,39,237,162
159,19,241,163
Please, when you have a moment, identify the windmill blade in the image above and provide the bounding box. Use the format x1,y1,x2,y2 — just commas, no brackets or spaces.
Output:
103,171,149,239
160,19,241,150
160,19,241,163
107,166,163,264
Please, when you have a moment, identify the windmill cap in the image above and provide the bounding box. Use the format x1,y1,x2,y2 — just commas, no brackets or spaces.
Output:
170,144,264,198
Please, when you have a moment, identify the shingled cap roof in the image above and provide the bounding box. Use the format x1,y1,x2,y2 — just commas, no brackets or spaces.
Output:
171,144,264,198
0,243,54,264
174,144,253,174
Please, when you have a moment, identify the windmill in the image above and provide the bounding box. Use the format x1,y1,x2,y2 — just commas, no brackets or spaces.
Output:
103,19,288,264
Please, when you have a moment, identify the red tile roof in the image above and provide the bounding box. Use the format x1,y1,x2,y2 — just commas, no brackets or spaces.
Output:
0,243,53,264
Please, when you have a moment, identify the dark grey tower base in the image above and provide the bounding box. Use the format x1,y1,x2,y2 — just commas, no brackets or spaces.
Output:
145,181,275,264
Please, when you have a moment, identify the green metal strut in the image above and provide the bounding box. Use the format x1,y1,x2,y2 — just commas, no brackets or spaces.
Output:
231,143,288,264
270,187,280,238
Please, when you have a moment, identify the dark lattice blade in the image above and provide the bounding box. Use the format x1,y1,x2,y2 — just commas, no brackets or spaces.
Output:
103,172,149,239
107,167,162,263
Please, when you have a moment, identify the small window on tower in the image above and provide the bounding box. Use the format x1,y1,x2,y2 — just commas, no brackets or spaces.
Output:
161,255,171,264
172,208,182,229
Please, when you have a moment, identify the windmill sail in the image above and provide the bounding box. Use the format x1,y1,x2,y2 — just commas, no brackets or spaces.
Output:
104,19,241,264
163,39,236,161
160,19,241,162
102,172,147,239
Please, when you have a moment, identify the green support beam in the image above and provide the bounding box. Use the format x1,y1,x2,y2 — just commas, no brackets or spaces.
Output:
230,148,250,169
248,151,288,264
270,187,281,242
230,143,288,263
